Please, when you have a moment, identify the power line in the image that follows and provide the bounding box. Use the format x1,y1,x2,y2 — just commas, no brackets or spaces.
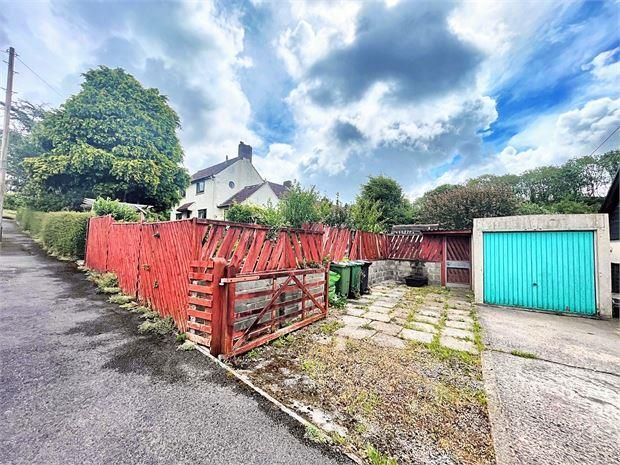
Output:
587,125,619,157
14,54,65,99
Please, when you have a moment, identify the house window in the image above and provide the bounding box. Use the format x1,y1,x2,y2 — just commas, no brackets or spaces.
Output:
198,209,207,219
196,180,205,194
229,180,235,189
175,213,182,220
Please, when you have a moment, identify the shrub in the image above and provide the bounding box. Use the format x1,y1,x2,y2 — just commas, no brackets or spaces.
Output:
92,197,140,222
16,208,46,236
278,183,320,228
4,192,26,210
225,203,265,224
40,211,92,258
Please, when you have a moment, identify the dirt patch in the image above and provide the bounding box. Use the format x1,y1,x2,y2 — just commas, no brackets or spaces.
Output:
231,297,494,465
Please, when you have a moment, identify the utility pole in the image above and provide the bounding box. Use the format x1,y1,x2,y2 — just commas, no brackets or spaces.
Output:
0,46,15,242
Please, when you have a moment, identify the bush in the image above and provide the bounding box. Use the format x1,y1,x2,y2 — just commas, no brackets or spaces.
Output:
16,208,91,259
92,197,140,222
278,183,320,228
225,203,265,224
40,211,92,258
4,192,26,210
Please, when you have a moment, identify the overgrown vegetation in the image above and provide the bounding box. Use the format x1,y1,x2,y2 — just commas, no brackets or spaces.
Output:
510,349,538,359
16,208,91,259
92,197,140,222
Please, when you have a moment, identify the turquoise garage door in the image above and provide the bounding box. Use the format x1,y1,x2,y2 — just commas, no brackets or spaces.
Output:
483,231,596,315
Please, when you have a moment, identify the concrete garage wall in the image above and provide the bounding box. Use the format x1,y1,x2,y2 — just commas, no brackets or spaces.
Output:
472,214,612,318
368,260,441,287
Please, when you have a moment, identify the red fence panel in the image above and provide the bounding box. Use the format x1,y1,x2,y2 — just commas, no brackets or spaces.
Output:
107,223,142,296
388,234,443,262
137,220,197,330
85,216,113,271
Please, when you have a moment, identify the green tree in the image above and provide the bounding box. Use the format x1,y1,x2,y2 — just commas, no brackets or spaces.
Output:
350,197,384,233
278,183,321,228
23,66,189,211
317,194,352,228
416,184,520,229
0,99,46,192
357,175,412,230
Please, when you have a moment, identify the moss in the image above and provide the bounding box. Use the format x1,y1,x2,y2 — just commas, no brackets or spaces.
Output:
108,294,134,305
177,340,196,351
510,349,538,359
319,320,345,335
304,425,328,444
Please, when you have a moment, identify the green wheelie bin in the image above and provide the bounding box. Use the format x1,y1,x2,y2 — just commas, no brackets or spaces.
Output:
348,261,363,298
330,262,351,298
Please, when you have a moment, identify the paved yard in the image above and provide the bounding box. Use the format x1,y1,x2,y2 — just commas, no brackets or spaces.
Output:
336,283,478,353
478,305,620,465
0,221,349,465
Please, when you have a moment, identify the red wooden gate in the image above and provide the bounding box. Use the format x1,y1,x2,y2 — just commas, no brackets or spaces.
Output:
444,235,471,287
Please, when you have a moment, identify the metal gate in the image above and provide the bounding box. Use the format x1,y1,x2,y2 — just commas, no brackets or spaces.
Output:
483,231,596,315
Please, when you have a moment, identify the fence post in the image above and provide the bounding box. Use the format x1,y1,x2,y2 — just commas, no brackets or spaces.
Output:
221,265,237,356
208,258,228,357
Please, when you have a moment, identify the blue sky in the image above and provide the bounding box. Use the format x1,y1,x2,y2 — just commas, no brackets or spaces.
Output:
1,0,619,201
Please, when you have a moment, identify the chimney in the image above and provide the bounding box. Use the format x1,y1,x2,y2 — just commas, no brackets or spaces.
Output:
238,141,252,161
283,180,292,188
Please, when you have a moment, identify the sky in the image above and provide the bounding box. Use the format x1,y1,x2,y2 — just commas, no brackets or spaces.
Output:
1,0,619,201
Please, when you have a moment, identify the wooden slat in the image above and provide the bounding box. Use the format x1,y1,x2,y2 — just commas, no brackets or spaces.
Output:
186,332,211,346
188,283,213,293
187,308,212,320
188,296,213,307
187,320,212,333
188,272,213,281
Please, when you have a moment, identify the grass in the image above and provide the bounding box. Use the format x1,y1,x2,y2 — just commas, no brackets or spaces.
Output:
304,425,329,444
108,294,134,305
177,340,196,351
510,349,538,359
138,316,176,336
176,332,187,343
273,333,295,347
2,209,16,220
360,322,375,330
87,271,118,292
300,358,326,379
320,320,345,335
366,444,397,465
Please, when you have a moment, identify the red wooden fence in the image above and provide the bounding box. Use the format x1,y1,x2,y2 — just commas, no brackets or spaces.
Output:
85,216,466,356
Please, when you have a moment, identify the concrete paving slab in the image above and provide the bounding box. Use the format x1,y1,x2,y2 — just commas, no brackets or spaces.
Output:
417,308,442,318
346,308,366,317
372,300,397,309
366,305,391,314
446,313,473,324
444,319,472,330
371,333,406,349
341,315,370,327
442,327,472,340
363,311,391,323
400,328,434,344
334,327,376,340
369,321,402,336
440,335,476,353
413,314,440,325
407,322,437,334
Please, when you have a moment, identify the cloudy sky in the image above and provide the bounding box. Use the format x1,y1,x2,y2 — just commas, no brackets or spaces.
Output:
1,0,619,201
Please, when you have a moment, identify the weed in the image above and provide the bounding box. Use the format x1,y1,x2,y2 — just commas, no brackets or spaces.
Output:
131,306,151,315
108,294,134,305
469,308,485,353
140,310,159,320
330,432,347,446
88,271,118,291
176,333,187,343
300,358,326,379
365,444,397,465
304,425,328,444
177,340,196,351
354,422,368,434
273,334,295,348
347,390,379,416
320,320,345,335
138,316,176,336
510,349,538,359
360,323,375,331
329,295,348,309
101,286,121,294
119,302,137,309
246,348,263,360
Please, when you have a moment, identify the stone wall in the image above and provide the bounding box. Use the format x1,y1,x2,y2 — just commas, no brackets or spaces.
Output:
367,260,441,286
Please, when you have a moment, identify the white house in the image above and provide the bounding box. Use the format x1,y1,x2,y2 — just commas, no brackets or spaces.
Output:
171,142,290,220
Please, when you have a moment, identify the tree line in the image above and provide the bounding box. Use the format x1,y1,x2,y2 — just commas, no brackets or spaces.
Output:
2,65,618,232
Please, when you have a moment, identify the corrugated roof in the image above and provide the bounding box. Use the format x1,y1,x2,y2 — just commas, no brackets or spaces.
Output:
600,168,619,214
218,181,289,208
190,157,239,182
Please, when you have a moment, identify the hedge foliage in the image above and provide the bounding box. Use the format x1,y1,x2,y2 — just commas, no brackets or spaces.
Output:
92,197,140,222
16,208,92,259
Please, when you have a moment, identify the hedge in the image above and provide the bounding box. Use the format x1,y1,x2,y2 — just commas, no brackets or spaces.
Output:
16,208,92,259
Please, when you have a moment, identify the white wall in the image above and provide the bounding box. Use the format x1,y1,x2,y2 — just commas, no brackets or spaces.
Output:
170,158,264,220
472,214,612,318
242,183,280,208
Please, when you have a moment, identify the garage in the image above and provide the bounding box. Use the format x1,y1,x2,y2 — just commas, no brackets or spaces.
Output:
483,231,596,315
472,215,612,318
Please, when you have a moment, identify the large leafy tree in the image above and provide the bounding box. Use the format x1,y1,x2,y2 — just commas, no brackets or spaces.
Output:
24,66,189,211
357,175,413,230
415,184,520,229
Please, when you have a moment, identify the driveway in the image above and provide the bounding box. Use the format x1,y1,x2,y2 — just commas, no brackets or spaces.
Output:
0,220,349,465
478,305,620,465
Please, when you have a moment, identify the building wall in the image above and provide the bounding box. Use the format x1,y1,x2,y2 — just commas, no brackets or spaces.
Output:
367,260,441,287
170,158,264,220
472,214,612,318
242,183,280,208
